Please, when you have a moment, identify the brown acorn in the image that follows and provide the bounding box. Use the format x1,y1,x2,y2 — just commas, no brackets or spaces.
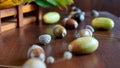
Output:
68,37,99,54
79,29,93,37
65,18,78,29
53,25,67,38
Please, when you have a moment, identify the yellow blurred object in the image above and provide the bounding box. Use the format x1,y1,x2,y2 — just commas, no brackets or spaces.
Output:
0,0,7,2
0,0,33,9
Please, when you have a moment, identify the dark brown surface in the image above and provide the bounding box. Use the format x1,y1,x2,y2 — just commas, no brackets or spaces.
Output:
73,0,92,11
74,0,120,16
91,0,120,17
0,12,120,68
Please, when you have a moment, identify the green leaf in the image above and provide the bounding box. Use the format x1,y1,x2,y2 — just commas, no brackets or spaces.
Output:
34,0,55,8
54,0,67,8
54,0,74,9
34,0,74,9
65,0,74,5
27,0,34,3
46,0,58,6
25,0,34,4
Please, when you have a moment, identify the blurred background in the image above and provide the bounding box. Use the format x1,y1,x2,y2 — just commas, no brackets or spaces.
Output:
0,0,120,32
73,0,120,16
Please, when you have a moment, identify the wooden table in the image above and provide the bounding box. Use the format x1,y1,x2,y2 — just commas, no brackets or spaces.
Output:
0,11,120,68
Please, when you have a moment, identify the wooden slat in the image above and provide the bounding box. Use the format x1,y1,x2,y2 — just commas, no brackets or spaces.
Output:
0,8,16,18
0,17,1,33
0,4,36,18
35,6,43,23
16,5,23,27
1,23,16,32
0,11,1,33
22,4,36,13
22,17,36,25
1,17,36,32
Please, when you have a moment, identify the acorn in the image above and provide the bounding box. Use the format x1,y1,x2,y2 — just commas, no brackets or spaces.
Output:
63,51,72,60
53,25,67,38
79,13,85,22
62,17,70,26
43,12,60,24
22,58,46,68
81,11,85,16
79,29,93,37
63,18,78,29
68,37,99,54
91,10,99,17
46,56,55,64
27,44,45,62
85,25,95,32
92,17,114,30
71,12,85,23
39,34,51,45
71,6,81,13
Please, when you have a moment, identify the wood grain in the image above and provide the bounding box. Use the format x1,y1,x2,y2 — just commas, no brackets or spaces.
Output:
0,4,36,18
1,17,36,32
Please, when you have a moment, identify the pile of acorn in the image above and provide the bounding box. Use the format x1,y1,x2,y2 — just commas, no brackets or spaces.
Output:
22,6,115,68
62,6,85,30
21,6,101,68
22,34,74,68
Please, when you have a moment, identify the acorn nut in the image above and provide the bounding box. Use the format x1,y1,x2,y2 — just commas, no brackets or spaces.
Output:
63,51,72,60
22,58,46,68
71,6,81,13
79,29,93,37
91,10,99,17
27,44,45,62
68,37,99,54
85,25,95,32
43,12,60,24
62,17,70,26
92,17,115,30
39,34,51,45
81,11,85,16
71,13,85,23
63,18,78,29
46,56,55,64
53,25,67,38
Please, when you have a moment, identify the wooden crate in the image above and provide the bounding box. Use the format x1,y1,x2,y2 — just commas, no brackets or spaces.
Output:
0,4,42,33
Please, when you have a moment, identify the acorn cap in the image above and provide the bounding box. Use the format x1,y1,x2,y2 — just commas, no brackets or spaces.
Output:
71,6,82,13
63,51,72,60
46,56,55,64
91,10,99,17
79,29,93,37
85,25,95,32
39,34,51,45
27,44,45,62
